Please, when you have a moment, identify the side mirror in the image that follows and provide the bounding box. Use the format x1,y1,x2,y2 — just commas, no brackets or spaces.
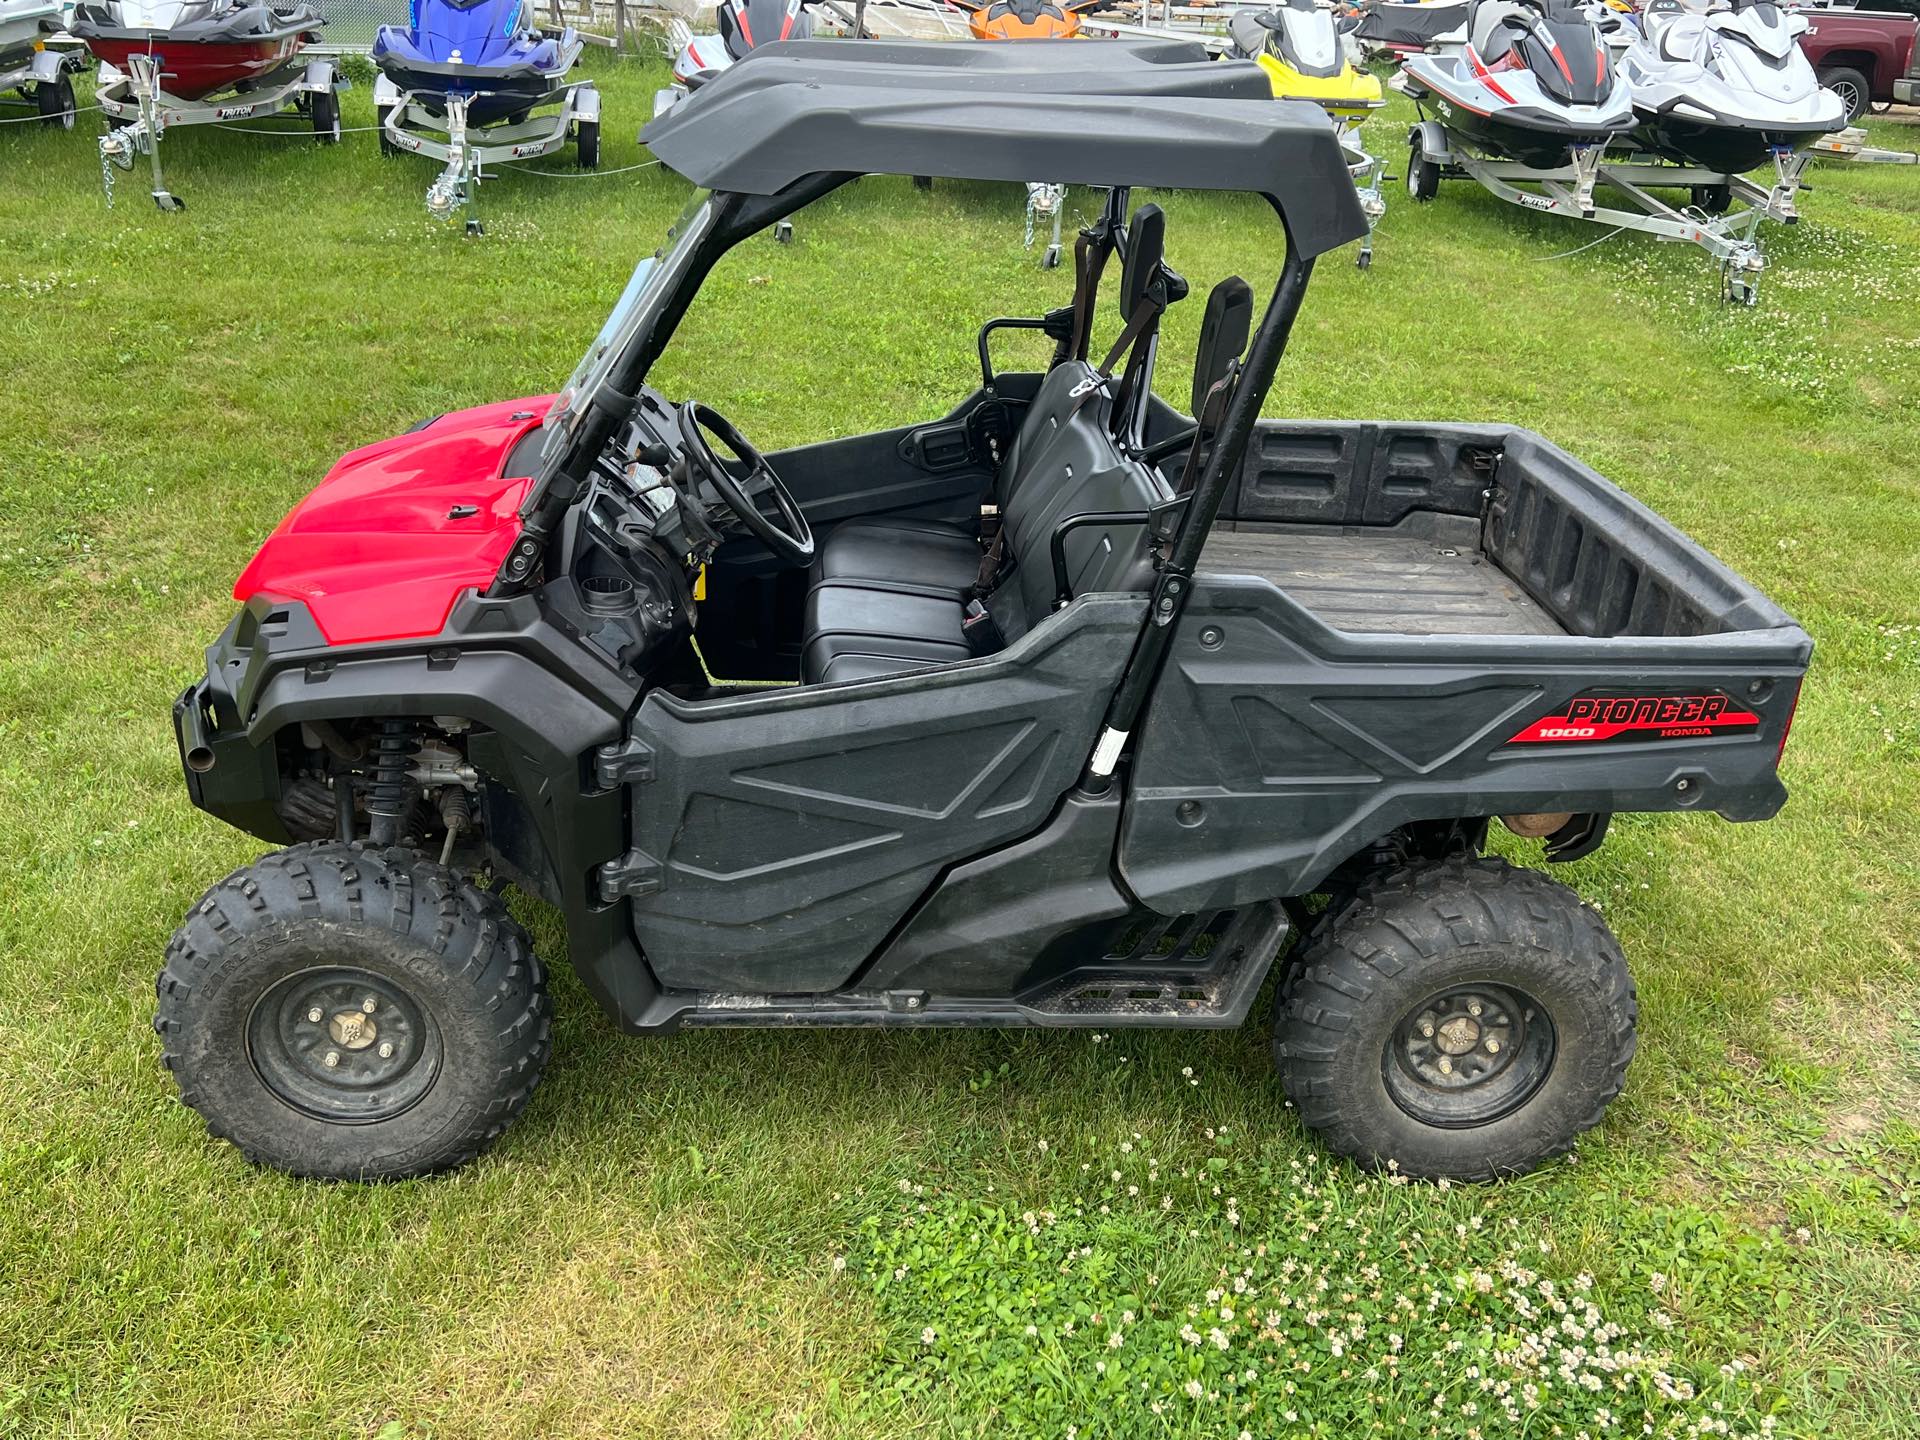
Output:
1120,203,1166,319
1191,276,1253,417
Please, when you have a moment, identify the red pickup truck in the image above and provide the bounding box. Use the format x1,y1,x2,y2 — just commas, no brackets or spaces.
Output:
1797,5,1920,119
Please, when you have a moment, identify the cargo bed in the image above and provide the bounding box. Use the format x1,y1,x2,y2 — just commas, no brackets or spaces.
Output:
1200,519,1566,638
1121,411,1815,915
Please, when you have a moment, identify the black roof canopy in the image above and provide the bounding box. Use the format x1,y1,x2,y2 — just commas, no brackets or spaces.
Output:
641,38,1371,260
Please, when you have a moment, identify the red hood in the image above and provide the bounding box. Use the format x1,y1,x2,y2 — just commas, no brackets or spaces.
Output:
235,396,554,645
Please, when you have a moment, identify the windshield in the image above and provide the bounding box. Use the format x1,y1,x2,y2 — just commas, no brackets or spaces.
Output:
538,191,716,472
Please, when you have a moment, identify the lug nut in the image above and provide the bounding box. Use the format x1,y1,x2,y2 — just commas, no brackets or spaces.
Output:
1485,1038,1501,1054
307,1007,323,1023
1468,1001,1483,1017
323,1050,340,1068
1438,1056,1453,1075
378,1042,394,1059
1420,1023,1435,1038
362,997,378,1013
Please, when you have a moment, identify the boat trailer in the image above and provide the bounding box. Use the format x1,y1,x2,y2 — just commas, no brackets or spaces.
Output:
96,53,340,212
373,75,600,236
1408,118,1815,305
1341,123,1388,270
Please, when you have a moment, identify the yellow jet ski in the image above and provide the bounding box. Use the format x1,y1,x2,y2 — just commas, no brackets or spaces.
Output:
1228,0,1385,120
1228,1,1388,267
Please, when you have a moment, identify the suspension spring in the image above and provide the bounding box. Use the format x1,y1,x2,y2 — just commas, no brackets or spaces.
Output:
365,721,418,847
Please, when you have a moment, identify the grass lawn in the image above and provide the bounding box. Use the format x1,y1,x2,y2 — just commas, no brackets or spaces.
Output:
2,48,1917,1440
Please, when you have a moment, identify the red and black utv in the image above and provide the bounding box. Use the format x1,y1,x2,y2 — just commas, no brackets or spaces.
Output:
165,38,1810,1182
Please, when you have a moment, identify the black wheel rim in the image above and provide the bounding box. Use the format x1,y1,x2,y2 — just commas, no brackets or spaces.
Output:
247,967,442,1124
1382,983,1555,1128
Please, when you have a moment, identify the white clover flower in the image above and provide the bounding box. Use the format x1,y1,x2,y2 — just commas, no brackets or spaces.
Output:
831,1255,846,1272
921,1327,937,1345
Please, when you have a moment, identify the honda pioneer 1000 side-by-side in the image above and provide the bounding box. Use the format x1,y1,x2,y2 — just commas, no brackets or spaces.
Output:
164,38,1811,1182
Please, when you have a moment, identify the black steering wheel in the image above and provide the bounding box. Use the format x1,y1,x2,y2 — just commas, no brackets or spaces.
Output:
676,402,815,568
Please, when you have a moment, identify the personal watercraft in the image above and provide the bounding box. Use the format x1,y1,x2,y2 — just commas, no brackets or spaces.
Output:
658,0,818,117
947,0,1108,39
1400,0,1634,172
1353,0,1467,61
1228,0,1388,266
1618,0,1844,179
0,0,79,128
71,0,339,210
372,0,600,233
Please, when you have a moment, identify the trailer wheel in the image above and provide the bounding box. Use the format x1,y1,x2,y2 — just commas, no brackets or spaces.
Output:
1818,66,1871,124
576,119,600,170
36,73,76,130
376,104,401,157
1406,136,1440,202
1691,182,1732,215
156,842,551,1181
1274,857,1636,1180
311,86,341,144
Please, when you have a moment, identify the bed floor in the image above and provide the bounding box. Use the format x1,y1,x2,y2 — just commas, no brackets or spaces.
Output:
1199,528,1567,637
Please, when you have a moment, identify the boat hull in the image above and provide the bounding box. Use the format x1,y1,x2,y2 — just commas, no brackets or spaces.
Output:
1628,112,1833,174
84,34,304,99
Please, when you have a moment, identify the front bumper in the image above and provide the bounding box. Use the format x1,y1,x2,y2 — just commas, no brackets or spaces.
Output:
172,606,292,843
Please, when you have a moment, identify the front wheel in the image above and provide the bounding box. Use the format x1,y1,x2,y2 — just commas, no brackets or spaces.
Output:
1691,182,1732,215
37,73,76,130
1818,65,1871,124
1274,857,1636,1180
156,843,551,1180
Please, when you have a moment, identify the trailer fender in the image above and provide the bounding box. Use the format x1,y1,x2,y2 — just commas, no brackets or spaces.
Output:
574,81,602,125
1409,120,1453,166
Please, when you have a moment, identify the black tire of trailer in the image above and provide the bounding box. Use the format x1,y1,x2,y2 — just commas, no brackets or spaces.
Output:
1407,136,1440,202
377,104,400,157
156,842,551,1181
312,86,341,144
577,119,599,169
1691,182,1732,215
1818,66,1871,124
1273,856,1636,1180
37,74,76,130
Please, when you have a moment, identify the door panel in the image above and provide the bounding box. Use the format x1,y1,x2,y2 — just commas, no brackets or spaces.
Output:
623,596,1144,993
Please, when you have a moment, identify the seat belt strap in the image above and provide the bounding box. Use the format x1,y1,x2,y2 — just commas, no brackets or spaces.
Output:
969,527,1008,599
1099,296,1165,377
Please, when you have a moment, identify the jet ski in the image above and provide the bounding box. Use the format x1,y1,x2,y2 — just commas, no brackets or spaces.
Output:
0,0,80,127
1400,0,1633,170
1228,1,1389,267
1619,0,1845,178
372,0,600,232
658,0,818,117
72,0,321,100
71,0,339,211
1229,0,1383,120
1353,0,1468,61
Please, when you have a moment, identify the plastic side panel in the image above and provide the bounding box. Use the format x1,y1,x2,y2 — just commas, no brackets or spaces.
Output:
1486,430,1798,639
625,595,1146,992
1222,421,1503,528
1117,576,1808,914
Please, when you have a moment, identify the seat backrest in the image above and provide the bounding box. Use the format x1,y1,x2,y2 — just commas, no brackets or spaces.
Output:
989,360,1169,640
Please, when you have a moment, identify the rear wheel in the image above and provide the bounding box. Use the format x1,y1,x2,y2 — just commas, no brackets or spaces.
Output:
576,118,599,169
1274,857,1636,1179
36,73,75,130
1818,65,1871,124
311,86,341,144
1407,135,1440,202
156,843,551,1180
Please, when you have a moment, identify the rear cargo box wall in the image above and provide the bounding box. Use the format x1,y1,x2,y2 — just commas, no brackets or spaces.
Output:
1218,421,1502,528
1485,432,1781,640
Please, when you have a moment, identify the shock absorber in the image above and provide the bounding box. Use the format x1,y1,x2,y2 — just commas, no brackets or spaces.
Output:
365,721,418,847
